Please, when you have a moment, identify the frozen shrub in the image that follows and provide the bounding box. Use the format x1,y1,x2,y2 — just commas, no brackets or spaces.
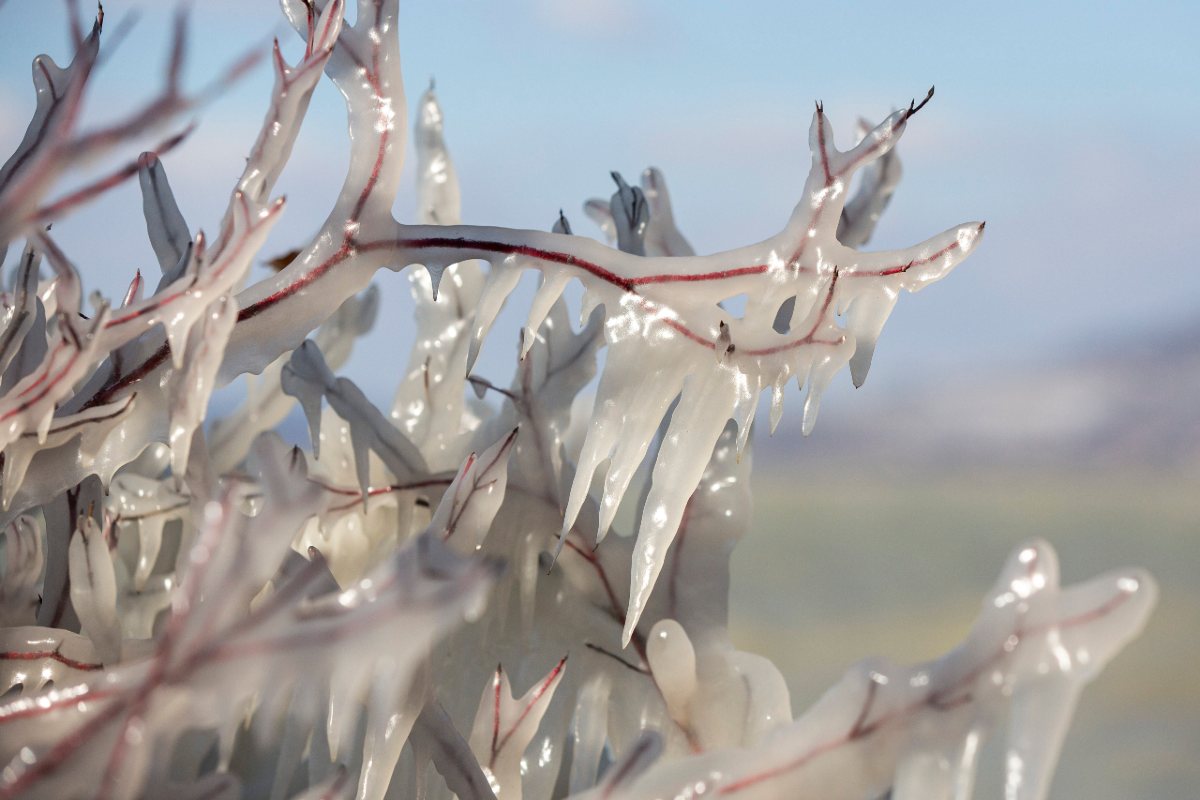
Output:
0,3,1154,799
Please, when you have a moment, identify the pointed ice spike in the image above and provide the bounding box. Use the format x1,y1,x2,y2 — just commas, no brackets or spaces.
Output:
281,340,332,459
467,265,523,374
134,517,165,591
800,378,826,436
349,421,373,511
595,378,686,542
121,270,143,307
68,517,121,664
769,378,787,434
843,286,898,387
569,674,611,794
623,367,740,645
520,272,570,360
269,712,310,800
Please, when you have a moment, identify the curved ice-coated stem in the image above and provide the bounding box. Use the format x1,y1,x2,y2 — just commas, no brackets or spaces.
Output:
591,540,1156,800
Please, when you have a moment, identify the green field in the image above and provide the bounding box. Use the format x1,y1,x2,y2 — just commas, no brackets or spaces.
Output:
730,465,1200,798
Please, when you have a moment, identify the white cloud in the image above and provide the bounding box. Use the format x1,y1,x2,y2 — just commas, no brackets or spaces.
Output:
532,0,637,36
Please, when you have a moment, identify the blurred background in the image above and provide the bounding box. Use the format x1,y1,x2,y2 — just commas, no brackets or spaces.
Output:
2,1,1197,796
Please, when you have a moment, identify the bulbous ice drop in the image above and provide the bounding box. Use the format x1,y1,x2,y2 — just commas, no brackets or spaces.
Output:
646,619,697,725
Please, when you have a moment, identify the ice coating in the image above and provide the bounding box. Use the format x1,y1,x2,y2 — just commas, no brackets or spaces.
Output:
0,436,499,799
66,516,121,664
0,2,1158,799
599,540,1156,800
390,83,489,471
468,658,568,798
431,428,518,552
168,295,237,476
0,515,43,626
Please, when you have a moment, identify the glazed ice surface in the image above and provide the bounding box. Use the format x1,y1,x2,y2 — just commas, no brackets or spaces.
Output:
0,2,1151,799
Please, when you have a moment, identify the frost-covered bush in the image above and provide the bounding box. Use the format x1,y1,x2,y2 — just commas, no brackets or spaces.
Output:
0,3,1156,799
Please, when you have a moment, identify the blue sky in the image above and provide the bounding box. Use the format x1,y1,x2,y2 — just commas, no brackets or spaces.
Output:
1,0,1198,403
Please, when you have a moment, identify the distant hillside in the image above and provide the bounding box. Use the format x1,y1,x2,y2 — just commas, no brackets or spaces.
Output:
759,320,1200,471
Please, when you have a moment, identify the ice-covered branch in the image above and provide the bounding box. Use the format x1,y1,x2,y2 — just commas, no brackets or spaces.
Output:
590,541,1155,800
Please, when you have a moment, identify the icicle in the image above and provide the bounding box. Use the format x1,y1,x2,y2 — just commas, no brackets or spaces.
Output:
467,265,524,374
133,516,166,591
0,515,43,625
269,712,311,800
281,341,341,459
358,680,424,800
520,272,571,359
569,674,612,794
168,295,238,475
769,376,787,434
623,365,740,644
67,516,121,664
845,288,899,388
